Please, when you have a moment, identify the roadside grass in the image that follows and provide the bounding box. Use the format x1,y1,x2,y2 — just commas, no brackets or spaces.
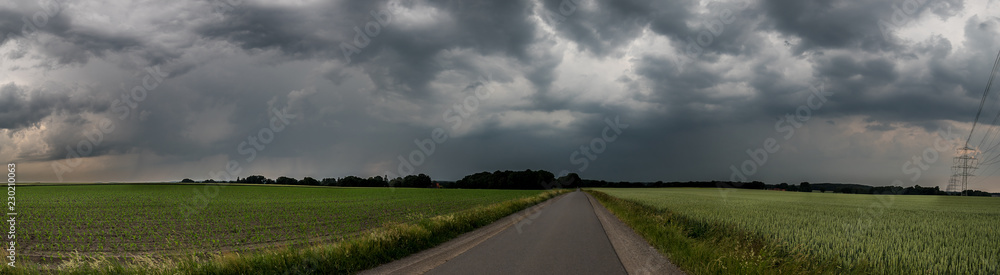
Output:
1,189,568,275
586,190,864,275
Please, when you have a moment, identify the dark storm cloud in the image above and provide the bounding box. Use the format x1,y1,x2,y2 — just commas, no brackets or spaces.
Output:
196,0,541,96
359,0,541,95
764,0,894,52
0,9,24,45
195,3,340,58
0,83,104,130
620,3,998,133
2,0,999,192
40,27,143,66
629,54,752,130
803,15,1000,128
541,0,769,63
761,0,966,54
0,2,149,67
0,0,68,45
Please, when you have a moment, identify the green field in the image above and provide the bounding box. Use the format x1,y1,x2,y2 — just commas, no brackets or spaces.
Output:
19,184,544,264
593,188,1000,274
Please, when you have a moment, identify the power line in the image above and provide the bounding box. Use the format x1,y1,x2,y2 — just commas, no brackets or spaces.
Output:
964,49,1000,148
952,48,1000,195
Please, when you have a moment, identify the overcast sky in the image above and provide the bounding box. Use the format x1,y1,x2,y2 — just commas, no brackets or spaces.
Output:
1,0,999,192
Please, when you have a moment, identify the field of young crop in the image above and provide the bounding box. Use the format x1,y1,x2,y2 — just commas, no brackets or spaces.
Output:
18,184,543,263
594,188,1000,274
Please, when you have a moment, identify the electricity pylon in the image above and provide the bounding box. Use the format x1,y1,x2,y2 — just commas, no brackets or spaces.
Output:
950,146,978,196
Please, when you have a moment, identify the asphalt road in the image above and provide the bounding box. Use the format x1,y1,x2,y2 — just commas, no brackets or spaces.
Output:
424,191,628,275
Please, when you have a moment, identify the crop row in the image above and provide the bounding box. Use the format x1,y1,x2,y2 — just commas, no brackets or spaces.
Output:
596,188,1000,274
19,185,542,257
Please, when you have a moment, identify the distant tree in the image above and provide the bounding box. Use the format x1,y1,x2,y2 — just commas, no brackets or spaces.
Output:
455,170,555,189
300,177,319,186
276,176,298,185
244,175,268,184
388,177,403,187
399,174,432,188
799,182,811,192
181,178,195,183
965,190,993,196
320,177,337,186
558,173,582,189
203,179,217,183
746,181,767,189
370,176,386,187
778,182,789,190
339,176,363,187
416,174,432,187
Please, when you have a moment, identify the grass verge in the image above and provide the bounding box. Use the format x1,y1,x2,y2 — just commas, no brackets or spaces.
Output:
1,189,569,275
586,189,869,274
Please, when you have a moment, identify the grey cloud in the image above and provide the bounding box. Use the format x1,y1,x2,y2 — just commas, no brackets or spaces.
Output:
3,0,1000,192
0,4,148,67
864,117,897,131
0,83,104,130
195,3,337,58
539,0,667,56
762,0,901,53
197,0,541,97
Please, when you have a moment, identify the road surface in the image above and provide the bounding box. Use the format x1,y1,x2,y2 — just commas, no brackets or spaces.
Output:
361,190,683,275
425,191,627,274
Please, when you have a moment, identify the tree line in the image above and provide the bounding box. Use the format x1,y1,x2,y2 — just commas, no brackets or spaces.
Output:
180,171,996,196
181,174,434,188
450,170,558,189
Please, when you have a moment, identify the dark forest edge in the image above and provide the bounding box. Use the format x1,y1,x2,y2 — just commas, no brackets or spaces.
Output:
178,169,999,197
